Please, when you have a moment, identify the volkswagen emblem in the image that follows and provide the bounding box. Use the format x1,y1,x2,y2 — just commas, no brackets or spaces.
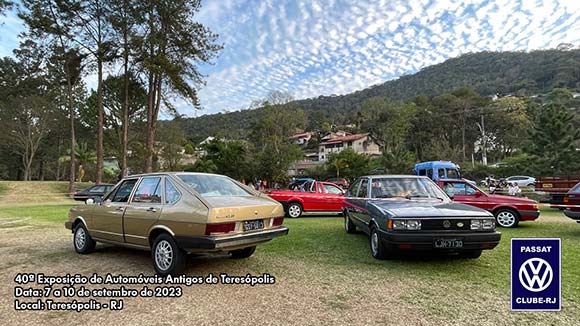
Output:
519,258,553,292
443,220,451,228
457,222,464,228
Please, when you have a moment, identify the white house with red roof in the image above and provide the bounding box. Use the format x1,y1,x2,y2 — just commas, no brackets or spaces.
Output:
289,131,313,146
318,132,381,161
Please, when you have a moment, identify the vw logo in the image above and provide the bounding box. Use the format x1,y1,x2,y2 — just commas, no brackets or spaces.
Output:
442,220,451,228
519,258,553,292
457,222,464,228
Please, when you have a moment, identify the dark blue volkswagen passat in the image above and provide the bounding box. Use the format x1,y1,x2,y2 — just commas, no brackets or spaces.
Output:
343,175,501,259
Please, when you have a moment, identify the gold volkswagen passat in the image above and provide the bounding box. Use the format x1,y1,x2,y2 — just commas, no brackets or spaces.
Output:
65,173,288,275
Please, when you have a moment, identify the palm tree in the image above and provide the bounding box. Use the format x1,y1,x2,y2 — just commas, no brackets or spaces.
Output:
59,142,97,182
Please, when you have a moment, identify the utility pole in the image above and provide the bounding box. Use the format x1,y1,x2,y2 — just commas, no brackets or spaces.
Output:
476,114,488,166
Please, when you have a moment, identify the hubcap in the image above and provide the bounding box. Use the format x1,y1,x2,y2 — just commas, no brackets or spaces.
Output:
288,205,301,218
155,240,173,271
497,211,516,227
75,227,86,249
371,231,379,256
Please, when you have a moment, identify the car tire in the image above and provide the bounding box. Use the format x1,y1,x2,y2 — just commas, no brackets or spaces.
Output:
287,202,302,218
494,208,519,228
152,233,186,276
230,246,256,259
460,250,482,259
73,223,96,254
344,212,356,234
370,227,393,260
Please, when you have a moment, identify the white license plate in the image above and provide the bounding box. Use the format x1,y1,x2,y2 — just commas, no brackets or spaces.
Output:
243,219,264,231
433,238,463,248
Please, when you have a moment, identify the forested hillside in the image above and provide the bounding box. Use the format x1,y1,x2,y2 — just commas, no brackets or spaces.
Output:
182,49,580,142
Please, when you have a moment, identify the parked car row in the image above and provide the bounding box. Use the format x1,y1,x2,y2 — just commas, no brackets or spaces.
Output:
65,171,578,275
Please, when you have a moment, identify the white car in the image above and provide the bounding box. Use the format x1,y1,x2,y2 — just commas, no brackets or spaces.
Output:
505,176,536,187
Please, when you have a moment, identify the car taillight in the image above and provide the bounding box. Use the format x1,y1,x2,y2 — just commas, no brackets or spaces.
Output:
272,217,284,226
205,223,236,235
563,196,569,204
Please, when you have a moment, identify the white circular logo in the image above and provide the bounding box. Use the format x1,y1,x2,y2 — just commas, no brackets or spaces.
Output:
518,258,553,292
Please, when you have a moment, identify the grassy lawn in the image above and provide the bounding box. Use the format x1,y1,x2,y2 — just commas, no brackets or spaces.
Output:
0,199,578,323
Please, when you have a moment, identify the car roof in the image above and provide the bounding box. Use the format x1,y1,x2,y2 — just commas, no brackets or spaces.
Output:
414,161,458,169
125,172,226,178
359,174,427,179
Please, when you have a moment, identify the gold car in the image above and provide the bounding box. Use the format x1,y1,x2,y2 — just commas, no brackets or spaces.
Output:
65,172,288,275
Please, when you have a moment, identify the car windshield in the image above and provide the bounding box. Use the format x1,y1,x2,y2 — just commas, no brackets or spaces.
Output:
177,174,252,197
571,183,580,193
446,168,460,179
370,177,448,200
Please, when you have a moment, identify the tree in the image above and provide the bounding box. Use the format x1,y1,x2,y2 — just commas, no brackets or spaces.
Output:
192,139,253,180
526,104,580,175
137,0,223,172
19,0,85,193
158,119,186,171
250,103,305,183
326,149,372,181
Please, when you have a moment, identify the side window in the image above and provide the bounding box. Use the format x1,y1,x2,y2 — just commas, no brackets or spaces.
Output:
443,182,467,196
89,186,105,193
323,184,343,195
427,169,433,179
132,177,162,204
165,179,181,205
347,179,361,197
465,184,477,195
358,179,369,198
111,179,138,203
418,169,426,176
438,168,445,179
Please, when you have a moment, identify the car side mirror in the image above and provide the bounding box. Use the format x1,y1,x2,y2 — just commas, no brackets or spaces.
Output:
475,191,482,197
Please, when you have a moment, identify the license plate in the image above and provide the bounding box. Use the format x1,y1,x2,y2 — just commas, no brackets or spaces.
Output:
433,238,463,249
243,219,264,231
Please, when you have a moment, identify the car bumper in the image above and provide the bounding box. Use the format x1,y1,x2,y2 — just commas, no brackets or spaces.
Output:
174,226,289,251
377,229,501,251
519,209,540,221
564,209,580,221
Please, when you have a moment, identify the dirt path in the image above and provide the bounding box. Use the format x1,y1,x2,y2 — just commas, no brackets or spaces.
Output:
0,222,429,326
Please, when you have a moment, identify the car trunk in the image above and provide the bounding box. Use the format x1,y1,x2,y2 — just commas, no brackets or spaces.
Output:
202,196,284,235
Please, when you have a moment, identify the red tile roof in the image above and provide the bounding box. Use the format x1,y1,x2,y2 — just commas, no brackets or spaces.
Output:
319,133,369,145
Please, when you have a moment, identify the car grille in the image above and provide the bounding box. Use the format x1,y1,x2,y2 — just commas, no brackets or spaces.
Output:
420,219,472,231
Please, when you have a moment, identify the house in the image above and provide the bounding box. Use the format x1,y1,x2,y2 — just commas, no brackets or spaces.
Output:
318,133,381,162
289,132,313,146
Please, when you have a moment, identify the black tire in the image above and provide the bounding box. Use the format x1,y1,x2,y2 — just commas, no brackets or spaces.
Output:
370,227,393,260
344,212,356,234
73,223,96,254
460,250,482,259
152,233,186,276
230,246,256,259
494,208,520,228
286,202,302,218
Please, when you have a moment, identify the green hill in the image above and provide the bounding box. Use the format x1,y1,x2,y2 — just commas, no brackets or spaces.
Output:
182,49,580,142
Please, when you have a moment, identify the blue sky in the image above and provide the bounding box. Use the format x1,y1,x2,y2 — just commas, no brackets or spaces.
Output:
1,0,579,117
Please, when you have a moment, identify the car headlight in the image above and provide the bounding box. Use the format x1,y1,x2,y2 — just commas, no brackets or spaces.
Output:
471,219,495,230
392,219,421,230
482,219,495,230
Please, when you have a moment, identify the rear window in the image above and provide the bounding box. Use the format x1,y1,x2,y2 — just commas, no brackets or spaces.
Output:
177,174,252,197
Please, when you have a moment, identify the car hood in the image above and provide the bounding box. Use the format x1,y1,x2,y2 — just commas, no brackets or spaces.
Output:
486,194,537,204
370,200,492,218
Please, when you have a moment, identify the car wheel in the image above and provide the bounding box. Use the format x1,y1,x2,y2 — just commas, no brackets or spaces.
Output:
73,223,96,254
344,212,356,234
287,203,302,218
230,246,256,259
495,209,519,228
460,250,482,259
370,227,392,260
152,233,186,276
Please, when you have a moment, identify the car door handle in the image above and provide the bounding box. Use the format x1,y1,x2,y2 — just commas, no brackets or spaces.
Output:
115,207,125,212
146,207,157,213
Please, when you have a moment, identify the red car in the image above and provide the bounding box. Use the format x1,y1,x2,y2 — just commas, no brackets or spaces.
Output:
563,182,580,223
266,180,345,218
438,179,540,228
